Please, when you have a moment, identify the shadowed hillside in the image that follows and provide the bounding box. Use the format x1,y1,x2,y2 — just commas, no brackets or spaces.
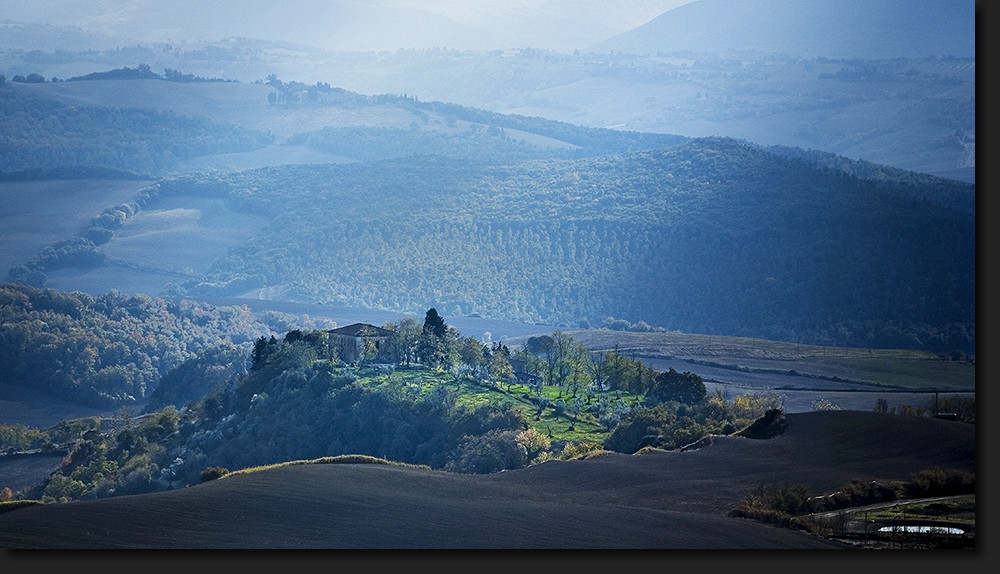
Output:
63,138,970,354
0,410,974,549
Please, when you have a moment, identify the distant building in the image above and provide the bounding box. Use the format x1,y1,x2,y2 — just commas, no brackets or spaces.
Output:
327,323,397,364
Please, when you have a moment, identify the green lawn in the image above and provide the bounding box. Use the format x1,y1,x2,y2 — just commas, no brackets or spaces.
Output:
371,366,637,446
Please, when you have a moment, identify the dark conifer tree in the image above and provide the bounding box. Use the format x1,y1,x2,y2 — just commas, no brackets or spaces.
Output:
423,308,447,338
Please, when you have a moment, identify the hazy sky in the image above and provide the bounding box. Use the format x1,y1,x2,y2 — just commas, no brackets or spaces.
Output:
0,0,697,52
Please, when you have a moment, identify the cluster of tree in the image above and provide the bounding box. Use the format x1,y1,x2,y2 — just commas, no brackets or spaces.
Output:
6,73,46,83
6,64,237,84
8,237,105,287
28,407,187,502
264,76,352,105
162,68,234,83
0,82,274,175
0,283,302,408
0,417,97,454
65,64,162,81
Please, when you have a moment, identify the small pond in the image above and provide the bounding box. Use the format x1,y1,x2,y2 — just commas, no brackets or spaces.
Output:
877,525,965,535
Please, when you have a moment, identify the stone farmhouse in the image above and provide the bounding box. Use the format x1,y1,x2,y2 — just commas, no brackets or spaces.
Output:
327,323,398,364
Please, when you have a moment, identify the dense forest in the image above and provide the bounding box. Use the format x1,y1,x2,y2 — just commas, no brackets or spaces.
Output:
0,283,335,408
198,140,974,352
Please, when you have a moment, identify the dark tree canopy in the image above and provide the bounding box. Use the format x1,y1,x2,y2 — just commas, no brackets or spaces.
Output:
603,403,676,454
649,368,707,405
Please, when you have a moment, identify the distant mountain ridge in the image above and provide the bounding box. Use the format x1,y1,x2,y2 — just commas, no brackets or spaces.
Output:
2,0,974,57
1,3,974,183
590,0,976,58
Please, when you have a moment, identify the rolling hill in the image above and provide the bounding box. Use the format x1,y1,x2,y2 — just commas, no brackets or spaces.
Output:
1,1,975,183
0,410,974,548
1,77,975,354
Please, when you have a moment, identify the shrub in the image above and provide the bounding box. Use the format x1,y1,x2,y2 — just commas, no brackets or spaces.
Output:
559,441,604,460
906,468,974,497
730,482,814,528
603,403,676,454
812,479,903,511
810,399,841,411
515,428,550,462
444,429,527,474
734,408,788,439
199,466,230,482
0,500,44,515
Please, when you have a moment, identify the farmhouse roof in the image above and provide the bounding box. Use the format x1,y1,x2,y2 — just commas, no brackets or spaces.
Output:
328,323,395,338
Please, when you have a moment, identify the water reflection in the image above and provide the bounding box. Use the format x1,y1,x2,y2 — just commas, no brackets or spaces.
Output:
877,525,964,535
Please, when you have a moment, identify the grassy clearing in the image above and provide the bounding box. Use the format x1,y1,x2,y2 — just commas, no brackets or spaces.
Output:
369,367,634,446
102,196,270,276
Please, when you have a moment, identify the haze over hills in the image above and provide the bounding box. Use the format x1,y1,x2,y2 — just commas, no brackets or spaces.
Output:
0,1,975,183
0,0,972,56
590,0,976,58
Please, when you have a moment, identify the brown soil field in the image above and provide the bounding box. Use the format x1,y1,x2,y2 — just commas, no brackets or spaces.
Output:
0,410,975,550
